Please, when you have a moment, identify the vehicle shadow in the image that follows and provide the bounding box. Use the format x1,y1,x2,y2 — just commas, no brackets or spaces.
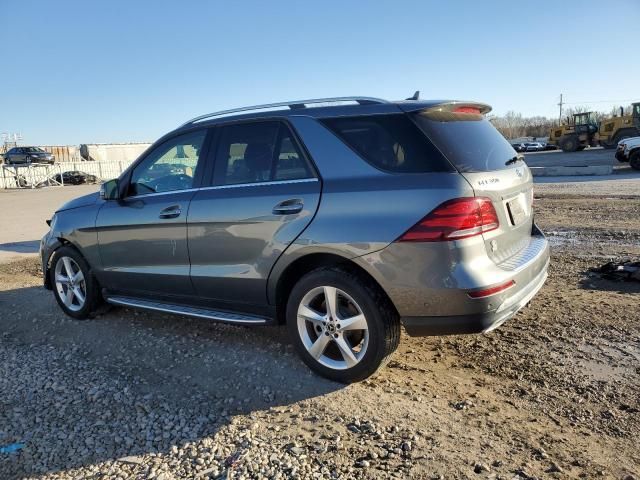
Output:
0,240,40,255
578,273,640,294
0,285,343,478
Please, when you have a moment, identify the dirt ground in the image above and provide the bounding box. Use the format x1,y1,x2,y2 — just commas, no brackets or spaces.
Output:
0,188,639,479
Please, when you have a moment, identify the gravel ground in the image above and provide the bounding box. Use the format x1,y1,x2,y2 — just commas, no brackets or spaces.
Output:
1,190,639,479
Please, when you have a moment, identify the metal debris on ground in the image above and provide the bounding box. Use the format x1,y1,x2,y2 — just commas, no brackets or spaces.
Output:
590,261,640,282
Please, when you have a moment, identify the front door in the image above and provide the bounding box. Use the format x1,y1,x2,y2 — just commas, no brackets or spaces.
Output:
187,121,321,308
96,129,210,297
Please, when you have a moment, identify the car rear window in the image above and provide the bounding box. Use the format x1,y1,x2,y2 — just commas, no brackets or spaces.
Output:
411,110,517,172
320,114,453,173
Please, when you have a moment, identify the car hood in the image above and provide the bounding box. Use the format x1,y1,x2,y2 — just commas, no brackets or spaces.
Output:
56,191,100,212
620,136,640,147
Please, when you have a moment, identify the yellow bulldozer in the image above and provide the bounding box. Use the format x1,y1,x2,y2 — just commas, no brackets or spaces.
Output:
548,102,640,152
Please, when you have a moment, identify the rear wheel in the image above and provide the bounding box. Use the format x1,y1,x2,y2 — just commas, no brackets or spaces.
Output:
559,135,579,152
49,246,103,319
630,151,640,171
286,267,400,383
612,129,638,146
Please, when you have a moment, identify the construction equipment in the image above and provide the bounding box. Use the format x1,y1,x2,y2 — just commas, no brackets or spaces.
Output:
548,112,600,152
599,102,640,148
548,102,640,152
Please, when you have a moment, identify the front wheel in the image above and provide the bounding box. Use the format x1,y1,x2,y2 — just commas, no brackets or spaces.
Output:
286,267,400,383
49,246,103,319
560,135,579,152
630,151,640,171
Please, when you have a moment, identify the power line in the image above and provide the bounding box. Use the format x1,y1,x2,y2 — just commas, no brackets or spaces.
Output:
561,98,639,105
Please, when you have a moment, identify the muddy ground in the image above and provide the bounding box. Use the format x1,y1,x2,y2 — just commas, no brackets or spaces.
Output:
0,191,639,479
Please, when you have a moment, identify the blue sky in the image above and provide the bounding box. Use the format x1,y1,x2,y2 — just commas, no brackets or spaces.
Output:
1,0,639,145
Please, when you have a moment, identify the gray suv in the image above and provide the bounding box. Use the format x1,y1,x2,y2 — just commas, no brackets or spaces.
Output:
40,96,549,382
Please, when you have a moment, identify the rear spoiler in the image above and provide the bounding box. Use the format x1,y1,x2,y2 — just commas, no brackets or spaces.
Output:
399,101,492,116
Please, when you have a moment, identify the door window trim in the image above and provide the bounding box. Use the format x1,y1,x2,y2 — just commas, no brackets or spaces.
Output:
201,118,319,188
123,177,319,200
121,127,214,199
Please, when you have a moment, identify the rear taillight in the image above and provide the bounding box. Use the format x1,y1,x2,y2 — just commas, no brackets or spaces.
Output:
467,280,515,298
453,106,482,114
398,197,499,242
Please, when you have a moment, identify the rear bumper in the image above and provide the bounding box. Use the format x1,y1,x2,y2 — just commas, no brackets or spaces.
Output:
354,224,550,336
402,255,548,336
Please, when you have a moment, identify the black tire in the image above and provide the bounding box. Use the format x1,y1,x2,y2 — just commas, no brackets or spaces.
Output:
630,151,640,171
612,129,638,146
286,266,400,383
576,145,586,151
559,135,579,152
49,245,103,319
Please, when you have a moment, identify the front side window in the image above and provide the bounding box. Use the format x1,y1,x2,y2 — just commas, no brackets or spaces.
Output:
130,130,206,196
215,122,312,185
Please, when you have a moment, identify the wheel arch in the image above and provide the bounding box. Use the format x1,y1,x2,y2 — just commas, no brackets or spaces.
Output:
271,251,398,324
44,238,93,289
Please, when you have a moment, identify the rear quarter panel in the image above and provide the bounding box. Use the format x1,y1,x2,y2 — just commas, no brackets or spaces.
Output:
267,115,474,303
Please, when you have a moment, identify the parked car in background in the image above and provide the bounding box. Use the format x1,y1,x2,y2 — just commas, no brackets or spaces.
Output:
511,143,526,152
615,136,640,170
40,96,549,383
524,142,544,152
3,146,55,165
51,171,100,185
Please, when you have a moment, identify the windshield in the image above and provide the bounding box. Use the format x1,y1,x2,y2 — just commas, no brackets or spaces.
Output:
411,110,517,172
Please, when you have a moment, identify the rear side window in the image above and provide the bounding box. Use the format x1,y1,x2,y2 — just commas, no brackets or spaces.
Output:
412,110,517,172
215,122,313,185
320,114,453,173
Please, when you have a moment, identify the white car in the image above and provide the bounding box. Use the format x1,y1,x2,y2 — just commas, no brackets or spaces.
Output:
615,136,640,170
524,142,544,152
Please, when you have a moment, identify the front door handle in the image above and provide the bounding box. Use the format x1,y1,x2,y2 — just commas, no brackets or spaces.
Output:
272,199,303,215
159,205,182,219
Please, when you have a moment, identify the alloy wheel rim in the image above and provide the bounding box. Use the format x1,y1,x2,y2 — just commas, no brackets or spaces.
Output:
297,286,369,370
54,256,86,312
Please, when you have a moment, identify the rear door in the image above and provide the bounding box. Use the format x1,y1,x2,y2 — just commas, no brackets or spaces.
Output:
411,107,534,263
187,120,321,307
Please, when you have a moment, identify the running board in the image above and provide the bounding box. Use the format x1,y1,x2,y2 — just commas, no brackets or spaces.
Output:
105,296,271,325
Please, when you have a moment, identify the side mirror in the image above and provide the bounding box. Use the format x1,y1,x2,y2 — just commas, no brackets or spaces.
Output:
100,179,119,200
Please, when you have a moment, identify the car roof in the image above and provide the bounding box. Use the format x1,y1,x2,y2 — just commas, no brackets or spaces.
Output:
168,97,492,136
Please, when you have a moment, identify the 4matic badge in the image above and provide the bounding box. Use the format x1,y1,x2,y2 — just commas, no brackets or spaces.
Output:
477,177,500,186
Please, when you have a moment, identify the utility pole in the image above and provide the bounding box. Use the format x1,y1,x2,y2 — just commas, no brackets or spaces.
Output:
558,94,563,124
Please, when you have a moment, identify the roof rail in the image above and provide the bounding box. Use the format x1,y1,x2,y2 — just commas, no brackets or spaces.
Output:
179,96,389,127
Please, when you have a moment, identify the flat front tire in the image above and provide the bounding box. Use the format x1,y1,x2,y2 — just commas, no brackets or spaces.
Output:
286,267,400,383
49,246,102,319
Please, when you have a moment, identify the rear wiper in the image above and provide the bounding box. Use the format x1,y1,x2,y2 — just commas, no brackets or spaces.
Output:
505,155,524,166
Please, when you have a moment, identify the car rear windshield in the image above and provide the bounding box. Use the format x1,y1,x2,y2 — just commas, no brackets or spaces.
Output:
411,110,517,172
320,114,453,173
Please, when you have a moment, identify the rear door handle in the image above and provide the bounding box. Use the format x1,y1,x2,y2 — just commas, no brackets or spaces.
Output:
272,199,303,215
159,205,182,219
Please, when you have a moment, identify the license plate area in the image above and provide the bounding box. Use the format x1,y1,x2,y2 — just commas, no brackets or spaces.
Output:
507,198,526,226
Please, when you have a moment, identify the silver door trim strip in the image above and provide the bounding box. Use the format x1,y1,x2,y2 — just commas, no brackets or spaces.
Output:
198,177,318,192
123,178,319,200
